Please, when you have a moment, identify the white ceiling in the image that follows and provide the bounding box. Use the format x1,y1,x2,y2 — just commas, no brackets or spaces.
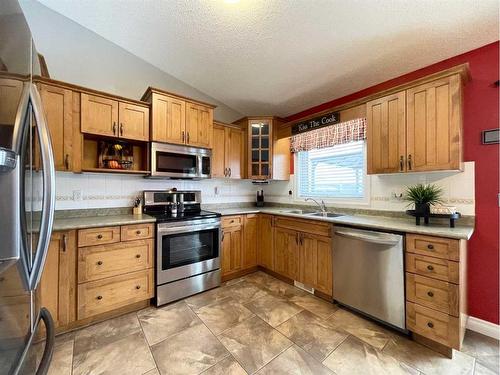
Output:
36,0,498,118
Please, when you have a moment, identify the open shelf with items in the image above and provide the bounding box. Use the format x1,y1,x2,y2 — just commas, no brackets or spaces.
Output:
82,135,149,175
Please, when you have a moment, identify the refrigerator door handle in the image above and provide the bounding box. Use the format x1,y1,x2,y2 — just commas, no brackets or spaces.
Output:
22,83,55,291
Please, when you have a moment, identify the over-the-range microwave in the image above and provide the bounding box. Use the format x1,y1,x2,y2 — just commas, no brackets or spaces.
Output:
150,142,211,179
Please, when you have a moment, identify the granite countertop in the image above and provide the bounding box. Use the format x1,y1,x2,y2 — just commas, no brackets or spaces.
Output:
50,213,156,231
212,207,474,240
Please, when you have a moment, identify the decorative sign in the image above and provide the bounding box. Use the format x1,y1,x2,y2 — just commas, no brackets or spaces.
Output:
482,128,499,144
291,111,340,135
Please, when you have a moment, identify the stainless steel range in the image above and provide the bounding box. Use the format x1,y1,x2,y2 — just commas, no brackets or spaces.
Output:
143,190,221,306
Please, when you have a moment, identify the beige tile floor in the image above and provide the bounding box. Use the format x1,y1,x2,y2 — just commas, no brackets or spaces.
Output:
46,271,499,375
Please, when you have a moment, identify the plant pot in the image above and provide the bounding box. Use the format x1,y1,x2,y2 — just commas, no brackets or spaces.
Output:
415,202,430,216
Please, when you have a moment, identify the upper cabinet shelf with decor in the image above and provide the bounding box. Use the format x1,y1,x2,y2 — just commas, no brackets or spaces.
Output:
142,87,216,149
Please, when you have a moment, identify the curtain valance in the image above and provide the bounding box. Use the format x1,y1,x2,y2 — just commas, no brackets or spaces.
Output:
290,118,366,152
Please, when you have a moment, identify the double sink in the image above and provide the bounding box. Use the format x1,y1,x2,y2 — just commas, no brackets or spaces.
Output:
277,209,343,218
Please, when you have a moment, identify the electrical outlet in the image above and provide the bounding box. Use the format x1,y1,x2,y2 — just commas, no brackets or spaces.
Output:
214,186,219,196
390,191,404,202
73,189,82,201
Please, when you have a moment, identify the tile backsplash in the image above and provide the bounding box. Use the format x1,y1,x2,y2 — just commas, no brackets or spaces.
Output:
263,161,475,216
52,161,475,216
54,172,258,210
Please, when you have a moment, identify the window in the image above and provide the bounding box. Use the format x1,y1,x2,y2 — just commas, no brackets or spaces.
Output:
296,140,367,200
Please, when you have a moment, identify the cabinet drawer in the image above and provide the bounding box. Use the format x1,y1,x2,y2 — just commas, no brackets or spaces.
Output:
274,216,330,237
78,226,120,247
121,223,154,241
77,269,153,320
406,234,459,261
222,216,243,228
406,302,460,349
78,239,154,283
406,273,459,316
406,253,459,284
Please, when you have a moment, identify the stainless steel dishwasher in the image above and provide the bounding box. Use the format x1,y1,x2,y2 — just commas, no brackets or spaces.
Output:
333,226,406,331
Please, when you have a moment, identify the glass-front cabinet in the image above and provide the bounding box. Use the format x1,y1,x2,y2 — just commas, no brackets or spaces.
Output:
249,118,272,179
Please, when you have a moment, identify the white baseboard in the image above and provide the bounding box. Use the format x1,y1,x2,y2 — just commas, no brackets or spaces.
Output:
467,316,500,340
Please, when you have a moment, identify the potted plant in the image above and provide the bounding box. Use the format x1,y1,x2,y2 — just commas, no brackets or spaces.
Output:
404,183,443,217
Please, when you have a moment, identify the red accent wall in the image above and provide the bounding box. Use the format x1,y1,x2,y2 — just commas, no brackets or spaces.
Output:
285,42,500,324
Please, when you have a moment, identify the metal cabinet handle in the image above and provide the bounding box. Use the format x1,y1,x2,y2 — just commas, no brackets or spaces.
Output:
221,231,225,242
136,230,141,235
97,261,103,265
399,156,404,171
228,168,231,177
427,244,434,250
65,154,70,170
97,295,103,300
427,321,434,328
427,265,434,271
135,254,141,258
186,132,190,143
113,122,117,135
120,123,124,136
97,234,103,239
62,234,68,252
295,232,299,245
182,131,185,143
427,291,434,297
136,285,141,290
408,154,412,170
224,167,228,177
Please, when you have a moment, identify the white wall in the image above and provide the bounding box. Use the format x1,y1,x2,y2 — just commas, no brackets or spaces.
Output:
263,161,476,216
19,1,243,123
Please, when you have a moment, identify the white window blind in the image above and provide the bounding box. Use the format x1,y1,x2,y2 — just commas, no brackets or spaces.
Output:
297,140,366,199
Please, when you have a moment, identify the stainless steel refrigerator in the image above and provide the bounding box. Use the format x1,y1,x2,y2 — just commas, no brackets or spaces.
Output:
0,0,56,373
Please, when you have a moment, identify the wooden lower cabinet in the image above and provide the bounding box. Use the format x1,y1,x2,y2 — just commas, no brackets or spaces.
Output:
38,223,155,333
258,214,274,270
37,230,77,329
274,227,300,280
77,269,153,320
405,233,467,353
243,215,258,268
299,233,333,296
221,222,243,277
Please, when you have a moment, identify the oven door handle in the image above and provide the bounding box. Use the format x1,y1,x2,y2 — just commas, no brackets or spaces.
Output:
158,224,220,235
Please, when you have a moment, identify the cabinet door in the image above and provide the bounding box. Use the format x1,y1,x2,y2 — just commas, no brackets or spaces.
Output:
248,118,272,179
39,84,73,171
367,91,406,174
406,74,462,172
316,236,333,296
186,103,213,148
118,102,149,141
242,214,258,269
300,233,318,288
274,227,299,280
221,226,242,276
81,93,118,137
212,124,226,178
258,214,274,270
226,127,244,179
151,93,185,144
37,231,77,328
0,78,24,133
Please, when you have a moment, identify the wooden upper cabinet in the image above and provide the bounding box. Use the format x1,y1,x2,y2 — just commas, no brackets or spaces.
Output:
226,126,244,179
212,124,226,178
186,102,213,148
39,84,74,171
212,122,245,179
367,91,406,174
258,214,274,270
118,102,149,141
37,231,77,329
0,78,23,126
151,93,185,144
144,88,215,148
81,93,118,137
406,74,462,172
